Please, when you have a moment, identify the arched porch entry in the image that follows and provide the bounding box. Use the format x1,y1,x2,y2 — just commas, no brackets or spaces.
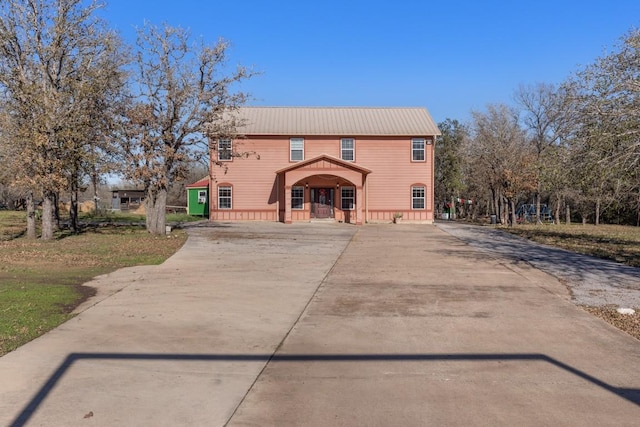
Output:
275,154,371,225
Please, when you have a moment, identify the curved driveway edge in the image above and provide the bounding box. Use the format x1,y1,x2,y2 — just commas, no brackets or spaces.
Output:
435,221,640,307
0,222,355,426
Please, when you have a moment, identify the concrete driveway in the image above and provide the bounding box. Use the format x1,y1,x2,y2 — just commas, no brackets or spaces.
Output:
1,222,640,426
436,221,640,307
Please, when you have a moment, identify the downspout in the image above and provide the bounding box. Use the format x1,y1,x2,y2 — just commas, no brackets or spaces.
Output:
275,173,280,222
365,174,369,224
430,136,435,222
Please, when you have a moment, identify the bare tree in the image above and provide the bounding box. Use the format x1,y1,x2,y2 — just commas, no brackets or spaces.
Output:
0,0,125,238
468,104,534,225
119,23,253,235
559,29,640,225
514,82,569,223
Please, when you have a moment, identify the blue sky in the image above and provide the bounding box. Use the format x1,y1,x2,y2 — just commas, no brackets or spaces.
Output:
100,1,640,123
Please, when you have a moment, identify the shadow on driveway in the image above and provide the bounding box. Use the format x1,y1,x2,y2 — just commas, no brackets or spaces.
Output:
11,351,640,427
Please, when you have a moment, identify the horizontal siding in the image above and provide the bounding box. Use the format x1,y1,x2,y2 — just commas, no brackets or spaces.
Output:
211,135,433,222
357,138,433,212
213,137,287,211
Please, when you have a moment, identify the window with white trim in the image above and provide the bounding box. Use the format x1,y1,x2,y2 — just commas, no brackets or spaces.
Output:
197,190,207,204
291,186,304,210
412,138,425,161
341,186,355,210
218,139,232,161
218,186,232,209
290,138,304,161
412,186,425,209
341,138,355,161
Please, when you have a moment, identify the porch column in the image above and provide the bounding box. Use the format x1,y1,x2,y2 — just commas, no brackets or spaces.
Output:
356,185,364,225
284,185,292,224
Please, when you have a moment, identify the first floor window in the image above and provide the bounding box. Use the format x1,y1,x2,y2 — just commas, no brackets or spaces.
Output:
341,138,355,161
412,186,425,209
412,138,425,161
218,186,232,209
292,186,304,210
341,186,355,210
218,139,232,161
290,138,304,161
198,190,207,204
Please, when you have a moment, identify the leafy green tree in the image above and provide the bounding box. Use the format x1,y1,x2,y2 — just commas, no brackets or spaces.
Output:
435,119,467,217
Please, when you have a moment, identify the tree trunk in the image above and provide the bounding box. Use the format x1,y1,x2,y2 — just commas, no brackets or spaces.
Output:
509,198,517,227
450,196,456,220
54,192,60,230
491,188,499,221
92,170,100,214
595,197,601,226
565,204,571,225
554,194,561,225
637,191,640,227
41,191,55,240
145,187,167,235
500,195,508,225
70,184,79,233
636,189,640,227
535,190,542,224
26,191,36,239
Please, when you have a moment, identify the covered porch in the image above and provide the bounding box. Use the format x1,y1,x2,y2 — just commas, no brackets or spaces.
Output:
276,154,371,225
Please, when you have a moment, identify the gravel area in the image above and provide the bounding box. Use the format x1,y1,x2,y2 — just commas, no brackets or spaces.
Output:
436,221,640,339
582,306,640,341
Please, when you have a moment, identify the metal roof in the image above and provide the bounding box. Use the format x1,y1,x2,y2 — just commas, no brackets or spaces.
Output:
236,107,441,136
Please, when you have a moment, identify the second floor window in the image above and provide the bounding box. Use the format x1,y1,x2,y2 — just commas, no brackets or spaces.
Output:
412,138,425,161
218,139,232,161
341,138,355,161
290,138,304,161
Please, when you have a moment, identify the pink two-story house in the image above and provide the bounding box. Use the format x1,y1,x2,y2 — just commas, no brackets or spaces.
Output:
209,107,440,224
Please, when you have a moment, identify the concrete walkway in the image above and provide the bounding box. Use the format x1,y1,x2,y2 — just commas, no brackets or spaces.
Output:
1,223,640,426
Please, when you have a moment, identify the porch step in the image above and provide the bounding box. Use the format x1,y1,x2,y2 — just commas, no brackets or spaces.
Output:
310,218,336,223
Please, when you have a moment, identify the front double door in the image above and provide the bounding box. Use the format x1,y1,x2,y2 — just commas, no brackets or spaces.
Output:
311,188,334,219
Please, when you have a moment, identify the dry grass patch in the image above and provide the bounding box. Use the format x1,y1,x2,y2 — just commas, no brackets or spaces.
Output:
0,211,27,240
502,223,640,267
502,223,640,340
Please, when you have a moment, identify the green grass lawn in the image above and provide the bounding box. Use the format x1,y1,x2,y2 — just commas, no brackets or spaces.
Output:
0,211,188,356
501,223,640,267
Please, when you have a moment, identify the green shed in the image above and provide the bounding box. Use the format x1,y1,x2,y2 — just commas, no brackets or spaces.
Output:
186,177,209,217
